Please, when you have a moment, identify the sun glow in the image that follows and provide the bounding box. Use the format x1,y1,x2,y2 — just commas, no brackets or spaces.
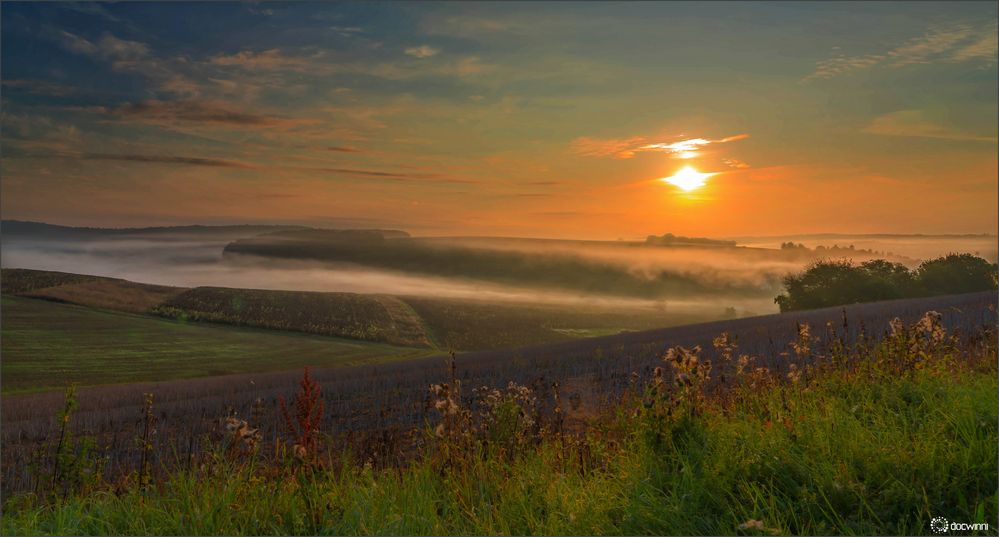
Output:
662,166,716,191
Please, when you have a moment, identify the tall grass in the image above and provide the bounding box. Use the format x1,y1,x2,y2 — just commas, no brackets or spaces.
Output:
3,311,996,535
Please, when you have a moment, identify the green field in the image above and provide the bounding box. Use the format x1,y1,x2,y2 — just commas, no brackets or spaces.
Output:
0,296,432,394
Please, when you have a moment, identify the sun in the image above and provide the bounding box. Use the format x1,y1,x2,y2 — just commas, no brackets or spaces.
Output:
662,166,716,191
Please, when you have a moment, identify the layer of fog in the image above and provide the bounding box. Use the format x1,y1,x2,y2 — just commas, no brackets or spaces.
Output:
416,234,997,295
1,237,778,314
733,235,997,263
7,230,994,317
416,237,893,288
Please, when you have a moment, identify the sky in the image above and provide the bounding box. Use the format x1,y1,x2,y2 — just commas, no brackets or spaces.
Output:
1,1,997,239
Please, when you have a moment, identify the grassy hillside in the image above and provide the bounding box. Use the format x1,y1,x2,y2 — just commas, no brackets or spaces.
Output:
24,278,185,313
0,296,431,394
0,268,107,294
153,287,433,347
3,306,995,535
2,268,719,352
405,296,718,351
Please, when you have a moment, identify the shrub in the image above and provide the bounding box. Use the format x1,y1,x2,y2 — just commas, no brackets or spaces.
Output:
279,367,325,463
915,253,999,295
775,255,997,312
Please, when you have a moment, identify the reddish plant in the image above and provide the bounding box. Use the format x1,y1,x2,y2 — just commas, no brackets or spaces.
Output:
279,367,325,460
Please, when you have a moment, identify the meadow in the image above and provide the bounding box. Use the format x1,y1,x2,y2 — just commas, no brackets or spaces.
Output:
0,296,432,394
1,293,995,535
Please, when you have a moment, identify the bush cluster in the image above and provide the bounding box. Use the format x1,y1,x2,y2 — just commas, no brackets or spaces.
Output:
775,253,997,312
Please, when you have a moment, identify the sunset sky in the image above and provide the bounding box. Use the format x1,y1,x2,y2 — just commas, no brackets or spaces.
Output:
2,1,996,239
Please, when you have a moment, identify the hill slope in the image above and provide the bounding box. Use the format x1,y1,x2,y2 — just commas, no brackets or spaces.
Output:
153,287,433,347
1,268,721,351
0,295,432,394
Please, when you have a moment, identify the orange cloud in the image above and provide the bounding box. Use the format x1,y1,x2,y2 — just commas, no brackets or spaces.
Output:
570,135,647,159
404,45,440,58
572,133,749,160
207,49,315,71
863,110,998,142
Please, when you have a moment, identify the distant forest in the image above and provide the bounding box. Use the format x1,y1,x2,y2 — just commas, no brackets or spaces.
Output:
644,233,736,247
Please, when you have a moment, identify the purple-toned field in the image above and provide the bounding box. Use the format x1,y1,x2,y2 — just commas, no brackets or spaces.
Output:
2,291,995,497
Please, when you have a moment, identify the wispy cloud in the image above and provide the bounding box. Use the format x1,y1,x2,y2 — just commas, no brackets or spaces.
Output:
433,16,511,35
1,79,79,97
1,112,83,154
79,99,316,129
886,23,989,67
404,45,440,58
80,152,259,168
639,134,749,159
2,148,261,170
863,110,998,142
10,149,471,182
157,76,202,97
804,21,997,81
322,146,363,153
109,58,205,97
572,133,749,160
532,210,623,219
97,33,150,61
331,26,364,37
51,29,149,61
570,136,647,159
246,6,274,17
61,2,124,23
45,29,209,98
295,166,475,184
804,54,885,82
951,28,998,62
206,49,317,71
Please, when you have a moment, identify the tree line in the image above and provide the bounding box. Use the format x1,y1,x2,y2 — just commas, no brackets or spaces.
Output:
775,253,998,312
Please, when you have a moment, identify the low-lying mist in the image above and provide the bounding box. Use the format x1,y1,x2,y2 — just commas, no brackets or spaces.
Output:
734,235,998,263
5,229,991,318
1,236,778,314
417,237,851,289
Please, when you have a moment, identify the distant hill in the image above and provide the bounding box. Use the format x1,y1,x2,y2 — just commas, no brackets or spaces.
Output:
1,220,414,243
1,220,311,240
